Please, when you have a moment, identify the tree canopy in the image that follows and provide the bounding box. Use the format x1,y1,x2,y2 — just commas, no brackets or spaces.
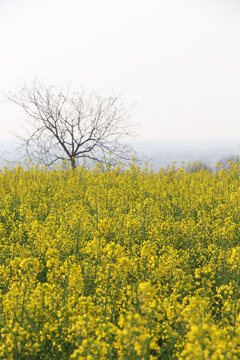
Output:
8,80,137,169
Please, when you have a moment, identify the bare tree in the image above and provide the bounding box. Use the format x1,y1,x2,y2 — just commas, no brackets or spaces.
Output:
185,161,212,173
7,80,137,169
218,155,240,170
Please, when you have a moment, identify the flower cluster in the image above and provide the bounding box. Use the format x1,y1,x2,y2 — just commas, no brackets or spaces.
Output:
0,163,240,358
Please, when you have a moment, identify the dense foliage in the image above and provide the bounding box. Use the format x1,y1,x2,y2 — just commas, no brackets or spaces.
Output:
0,163,240,359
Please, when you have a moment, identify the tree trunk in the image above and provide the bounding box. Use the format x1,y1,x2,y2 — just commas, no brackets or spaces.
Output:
70,156,76,170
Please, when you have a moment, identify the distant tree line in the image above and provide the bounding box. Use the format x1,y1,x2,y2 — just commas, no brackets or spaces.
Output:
184,155,240,173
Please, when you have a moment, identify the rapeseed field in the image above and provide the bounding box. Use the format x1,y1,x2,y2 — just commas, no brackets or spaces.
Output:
1,162,240,359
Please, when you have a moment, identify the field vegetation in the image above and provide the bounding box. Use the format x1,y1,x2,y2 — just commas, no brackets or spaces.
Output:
0,162,240,359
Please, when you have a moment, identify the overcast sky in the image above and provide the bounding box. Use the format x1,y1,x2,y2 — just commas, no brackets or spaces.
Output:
1,0,240,141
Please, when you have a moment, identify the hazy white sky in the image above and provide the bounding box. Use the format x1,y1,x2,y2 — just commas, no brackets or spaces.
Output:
1,0,240,141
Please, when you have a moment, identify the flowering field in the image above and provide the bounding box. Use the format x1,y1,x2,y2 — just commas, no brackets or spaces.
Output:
1,163,240,359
